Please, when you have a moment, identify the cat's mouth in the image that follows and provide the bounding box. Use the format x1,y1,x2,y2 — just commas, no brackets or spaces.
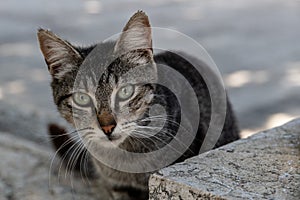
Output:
107,134,121,141
82,130,122,142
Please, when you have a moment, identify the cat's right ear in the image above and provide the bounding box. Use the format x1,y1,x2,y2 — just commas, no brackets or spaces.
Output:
37,29,82,79
114,11,152,55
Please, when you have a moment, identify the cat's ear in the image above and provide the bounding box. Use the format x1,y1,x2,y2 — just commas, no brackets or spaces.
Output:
114,11,152,56
37,29,82,79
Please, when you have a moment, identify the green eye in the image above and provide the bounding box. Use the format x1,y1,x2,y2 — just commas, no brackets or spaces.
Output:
117,84,134,100
73,92,92,107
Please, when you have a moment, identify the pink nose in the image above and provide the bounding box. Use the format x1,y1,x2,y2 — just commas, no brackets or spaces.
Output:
97,111,116,136
101,124,116,136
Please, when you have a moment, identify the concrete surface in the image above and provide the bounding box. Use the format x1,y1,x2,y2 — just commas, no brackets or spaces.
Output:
149,119,300,199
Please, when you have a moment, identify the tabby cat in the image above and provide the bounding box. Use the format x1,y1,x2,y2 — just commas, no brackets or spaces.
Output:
38,11,239,200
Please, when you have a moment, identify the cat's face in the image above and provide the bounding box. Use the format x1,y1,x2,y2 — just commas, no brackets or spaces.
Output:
65,50,157,148
38,11,159,148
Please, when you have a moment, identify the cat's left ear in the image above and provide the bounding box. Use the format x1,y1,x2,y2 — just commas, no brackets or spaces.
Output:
114,11,153,57
37,29,83,79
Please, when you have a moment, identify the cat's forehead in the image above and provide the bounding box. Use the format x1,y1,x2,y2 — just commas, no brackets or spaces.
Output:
73,41,156,99
74,62,126,100
79,42,132,78
81,42,115,71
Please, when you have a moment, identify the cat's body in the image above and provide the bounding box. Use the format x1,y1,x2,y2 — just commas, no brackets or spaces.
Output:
38,11,239,200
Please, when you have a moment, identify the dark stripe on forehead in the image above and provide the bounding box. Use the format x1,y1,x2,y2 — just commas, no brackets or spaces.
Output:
105,52,149,82
99,70,110,84
107,64,119,83
91,71,97,86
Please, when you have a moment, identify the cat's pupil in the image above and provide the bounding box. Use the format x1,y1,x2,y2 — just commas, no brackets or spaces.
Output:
122,88,128,94
118,85,134,100
73,92,91,106
80,95,86,101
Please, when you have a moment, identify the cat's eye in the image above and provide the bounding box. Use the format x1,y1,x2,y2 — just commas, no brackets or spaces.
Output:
117,84,135,100
73,92,92,107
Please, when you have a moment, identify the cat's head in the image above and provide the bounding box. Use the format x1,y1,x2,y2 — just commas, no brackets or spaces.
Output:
38,11,159,148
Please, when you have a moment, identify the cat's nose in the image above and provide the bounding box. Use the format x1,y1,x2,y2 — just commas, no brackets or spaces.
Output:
97,111,117,136
101,124,116,136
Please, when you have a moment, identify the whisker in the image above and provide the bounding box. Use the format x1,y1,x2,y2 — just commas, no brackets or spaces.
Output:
66,142,82,191
65,140,84,178
58,138,81,181
79,148,92,185
137,117,193,137
122,114,173,125
69,142,86,191
133,126,196,155
128,132,155,151
131,131,161,151
48,127,93,139
49,134,80,187
131,130,187,155
48,127,91,188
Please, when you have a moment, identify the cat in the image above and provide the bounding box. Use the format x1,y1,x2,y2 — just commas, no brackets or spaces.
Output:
37,11,239,200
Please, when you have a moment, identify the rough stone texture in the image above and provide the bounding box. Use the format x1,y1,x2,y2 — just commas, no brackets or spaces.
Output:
149,119,300,200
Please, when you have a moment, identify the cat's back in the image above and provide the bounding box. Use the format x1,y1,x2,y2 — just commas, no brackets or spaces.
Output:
154,50,212,112
154,50,240,150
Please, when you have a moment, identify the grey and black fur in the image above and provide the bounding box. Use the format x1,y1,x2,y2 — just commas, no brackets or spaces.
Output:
38,11,239,200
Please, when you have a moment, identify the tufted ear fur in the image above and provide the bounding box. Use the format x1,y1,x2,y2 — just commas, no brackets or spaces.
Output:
114,11,153,57
37,29,83,79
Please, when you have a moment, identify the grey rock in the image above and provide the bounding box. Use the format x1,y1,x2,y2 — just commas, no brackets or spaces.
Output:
149,119,300,200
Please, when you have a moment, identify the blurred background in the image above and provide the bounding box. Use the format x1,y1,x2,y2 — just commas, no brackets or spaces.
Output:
0,0,299,138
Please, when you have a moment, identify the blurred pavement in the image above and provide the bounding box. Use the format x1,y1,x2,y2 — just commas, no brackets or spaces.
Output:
0,0,299,137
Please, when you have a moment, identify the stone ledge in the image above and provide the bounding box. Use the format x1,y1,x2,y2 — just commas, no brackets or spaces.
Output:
149,119,300,200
